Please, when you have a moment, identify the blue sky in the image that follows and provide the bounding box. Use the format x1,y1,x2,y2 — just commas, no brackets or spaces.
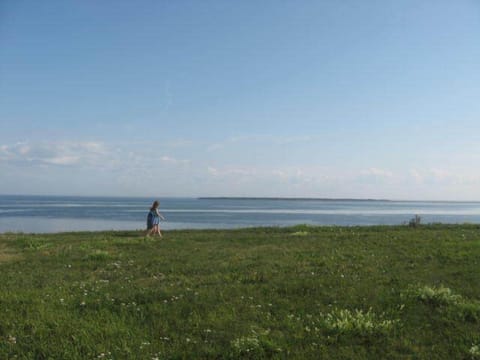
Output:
1,0,479,199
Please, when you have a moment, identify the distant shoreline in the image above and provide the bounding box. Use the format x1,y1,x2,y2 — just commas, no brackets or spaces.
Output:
198,197,391,202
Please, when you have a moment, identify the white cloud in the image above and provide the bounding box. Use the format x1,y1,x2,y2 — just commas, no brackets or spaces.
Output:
207,166,219,176
160,155,190,165
409,169,424,183
43,156,80,165
271,168,317,184
407,168,480,186
206,165,337,190
360,168,394,178
207,166,255,177
0,141,108,167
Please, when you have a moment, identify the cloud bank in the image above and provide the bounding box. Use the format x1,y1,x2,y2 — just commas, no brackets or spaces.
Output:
1,137,480,200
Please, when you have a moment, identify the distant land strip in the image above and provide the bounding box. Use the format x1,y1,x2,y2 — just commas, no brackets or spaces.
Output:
198,197,391,202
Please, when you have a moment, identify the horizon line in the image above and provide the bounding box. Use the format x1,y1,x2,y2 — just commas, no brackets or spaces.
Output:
1,194,480,203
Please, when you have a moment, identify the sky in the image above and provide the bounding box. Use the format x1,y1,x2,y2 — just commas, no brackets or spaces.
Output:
0,0,479,200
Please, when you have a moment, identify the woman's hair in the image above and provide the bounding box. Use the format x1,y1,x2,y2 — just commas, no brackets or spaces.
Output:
150,200,159,211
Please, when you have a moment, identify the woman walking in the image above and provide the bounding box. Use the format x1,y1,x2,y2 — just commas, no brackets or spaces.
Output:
146,200,165,237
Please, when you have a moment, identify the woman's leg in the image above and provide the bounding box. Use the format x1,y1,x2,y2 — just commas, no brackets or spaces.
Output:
146,221,155,236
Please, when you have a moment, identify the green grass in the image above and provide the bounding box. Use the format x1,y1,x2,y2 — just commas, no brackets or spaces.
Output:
0,224,479,359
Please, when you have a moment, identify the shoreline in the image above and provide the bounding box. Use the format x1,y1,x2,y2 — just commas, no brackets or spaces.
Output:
2,222,478,236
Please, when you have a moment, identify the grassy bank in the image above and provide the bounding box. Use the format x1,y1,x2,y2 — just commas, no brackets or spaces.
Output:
1,224,479,359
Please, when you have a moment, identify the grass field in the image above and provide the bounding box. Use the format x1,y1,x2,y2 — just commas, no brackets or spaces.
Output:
1,224,480,359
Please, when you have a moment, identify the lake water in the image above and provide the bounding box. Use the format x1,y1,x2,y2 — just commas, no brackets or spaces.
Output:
1,195,480,233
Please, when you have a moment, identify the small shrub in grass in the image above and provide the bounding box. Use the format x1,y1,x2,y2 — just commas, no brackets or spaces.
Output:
470,344,480,358
457,302,480,322
411,285,462,306
230,328,280,358
406,285,480,322
321,308,399,336
231,335,261,354
20,238,52,250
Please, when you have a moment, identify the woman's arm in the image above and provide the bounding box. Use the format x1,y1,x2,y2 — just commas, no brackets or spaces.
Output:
156,209,166,220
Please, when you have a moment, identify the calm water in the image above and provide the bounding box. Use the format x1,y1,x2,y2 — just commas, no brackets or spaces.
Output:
1,195,480,233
